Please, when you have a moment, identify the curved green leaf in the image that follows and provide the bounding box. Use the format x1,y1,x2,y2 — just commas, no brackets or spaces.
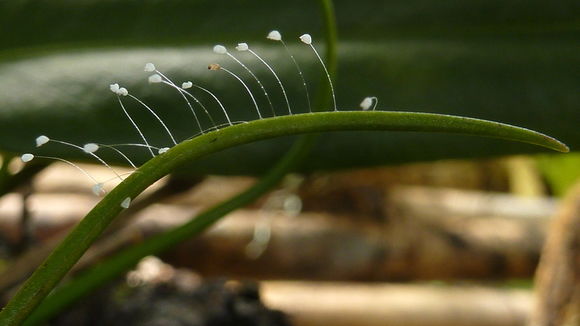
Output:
0,110,568,325
0,41,577,173
1,1,578,174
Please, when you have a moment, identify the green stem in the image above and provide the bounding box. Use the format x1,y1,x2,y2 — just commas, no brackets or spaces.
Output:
24,136,314,325
0,110,570,325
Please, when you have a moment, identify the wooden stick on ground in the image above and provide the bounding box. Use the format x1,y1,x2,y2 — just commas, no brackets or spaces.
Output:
262,282,531,326
530,182,580,326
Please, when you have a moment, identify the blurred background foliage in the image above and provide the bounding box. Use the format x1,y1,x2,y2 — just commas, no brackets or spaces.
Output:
0,0,578,181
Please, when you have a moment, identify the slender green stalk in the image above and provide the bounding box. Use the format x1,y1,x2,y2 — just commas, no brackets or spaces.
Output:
313,0,337,111
0,110,570,325
24,136,314,325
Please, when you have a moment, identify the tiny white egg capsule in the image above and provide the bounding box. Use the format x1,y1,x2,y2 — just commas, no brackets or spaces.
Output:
144,63,156,72
235,43,249,51
83,143,99,153
118,87,129,96
92,183,105,196
158,147,170,154
267,30,282,41
21,153,34,163
213,45,227,54
299,34,312,45
181,81,193,89
148,74,163,83
121,197,131,208
35,135,50,147
109,83,120,93
360,97,373,110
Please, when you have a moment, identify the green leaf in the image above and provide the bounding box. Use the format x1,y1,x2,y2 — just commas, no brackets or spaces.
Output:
0,110,568,325
537,153,580,196
1,0,577,51
1,0,577,174
0,41,577,174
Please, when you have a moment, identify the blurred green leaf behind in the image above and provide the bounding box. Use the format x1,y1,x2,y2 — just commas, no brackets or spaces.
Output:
537,153,580,196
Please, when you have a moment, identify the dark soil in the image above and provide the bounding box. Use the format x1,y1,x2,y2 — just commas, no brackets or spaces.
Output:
51,277,291,326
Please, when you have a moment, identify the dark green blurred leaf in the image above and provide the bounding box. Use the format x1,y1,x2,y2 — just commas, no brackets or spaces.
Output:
0,0,577,175
1,0,578,50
